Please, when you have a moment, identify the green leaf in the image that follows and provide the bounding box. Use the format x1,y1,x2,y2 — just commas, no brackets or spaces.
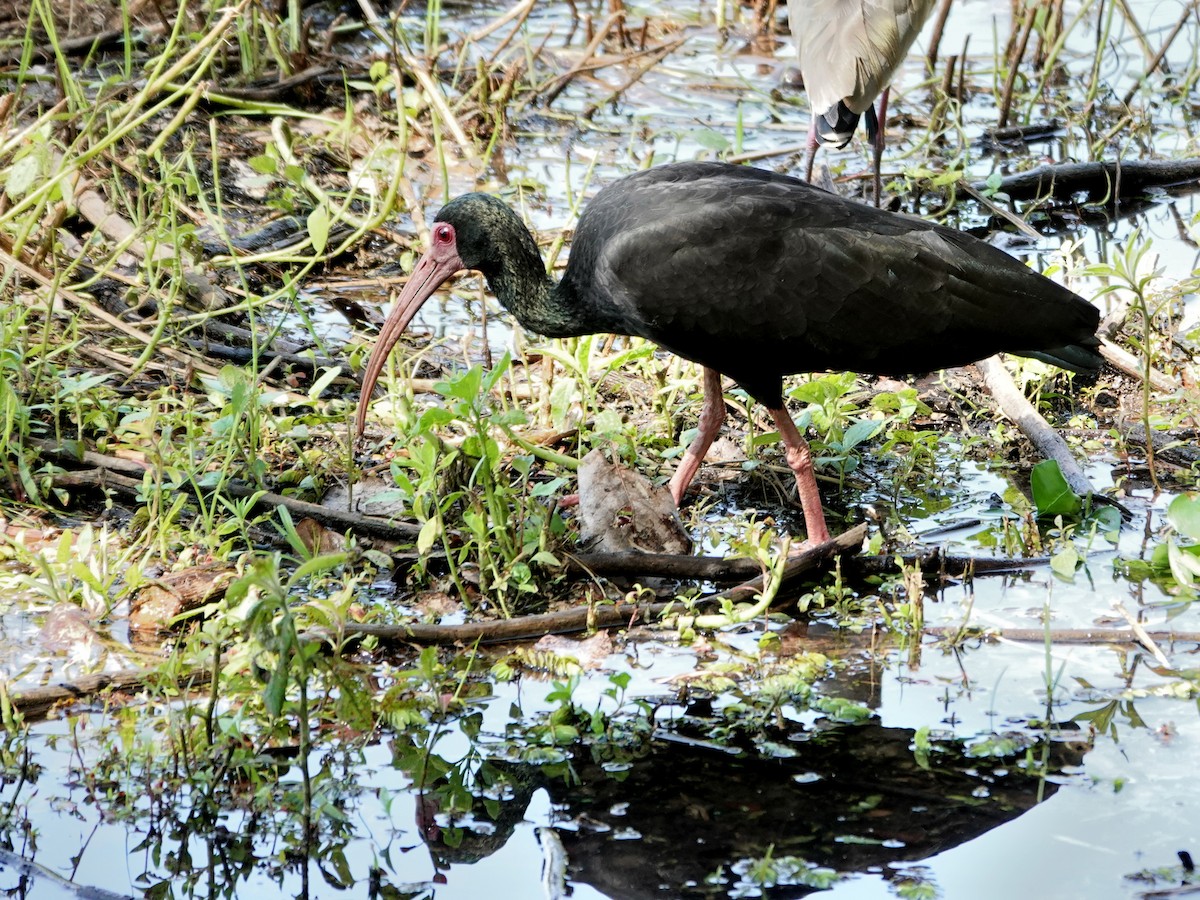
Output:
1167,494,1200,541
1050,545,1080,579
308,366,343,400
1167,541,1200,588
248,154,277,174
1030,460,1081,517
689,128,730,152
439,365,483,402
307,205,331,254
264,659,289,717
1091,505,1123,541
291,552,348,582
841,419,882,451
5,154,40,198
481,351,512,393
417,517,440,555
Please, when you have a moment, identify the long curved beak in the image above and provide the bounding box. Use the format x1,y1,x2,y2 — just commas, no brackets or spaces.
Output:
354,246,465,438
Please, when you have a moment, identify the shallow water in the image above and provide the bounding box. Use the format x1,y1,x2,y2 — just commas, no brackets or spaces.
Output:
5,0,1200,898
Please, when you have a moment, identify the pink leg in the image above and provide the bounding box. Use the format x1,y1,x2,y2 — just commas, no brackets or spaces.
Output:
872,87,890,207
768,405,831,544
804,119,819,183
668,367,725,505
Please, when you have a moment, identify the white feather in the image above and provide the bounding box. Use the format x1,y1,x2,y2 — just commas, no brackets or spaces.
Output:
790,0,937,118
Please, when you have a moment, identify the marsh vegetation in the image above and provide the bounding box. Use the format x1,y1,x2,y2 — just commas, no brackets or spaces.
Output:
0,0,1199,897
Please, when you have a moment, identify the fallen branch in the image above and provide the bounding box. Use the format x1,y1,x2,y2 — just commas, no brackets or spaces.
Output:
566,551,763,581
214,65,340,103
567,544,1062,582
47,467,423,541
1099,338,1179,393
325,525,868,646
976,356,1095,497
7,667,211,721
0,21,166,65
972,158,1200,202
977,121,1063,151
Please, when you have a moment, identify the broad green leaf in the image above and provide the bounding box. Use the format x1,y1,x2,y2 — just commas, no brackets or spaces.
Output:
1167,494,1200,541
1050,545,1080,579
593,408,623,435
5,154,40,198
1092,505,1123,540
481,351,512,393
1167,541,1200,588
291,552,348,582
689,128,729,151
842,419,882,451
1030,460,1081,517
418,407,456,429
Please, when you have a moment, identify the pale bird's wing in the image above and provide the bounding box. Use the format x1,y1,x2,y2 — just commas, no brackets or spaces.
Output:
790,0,937,116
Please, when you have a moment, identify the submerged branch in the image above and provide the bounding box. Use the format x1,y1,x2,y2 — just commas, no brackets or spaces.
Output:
924,625,1200,648
8,667,211,722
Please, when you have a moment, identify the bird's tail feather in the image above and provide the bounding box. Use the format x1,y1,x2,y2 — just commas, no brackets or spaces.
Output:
815,102,860,148
1018,337,1103,376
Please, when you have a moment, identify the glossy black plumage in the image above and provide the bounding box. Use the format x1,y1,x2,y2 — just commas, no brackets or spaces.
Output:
494,163,1096,402
357,161,1101,543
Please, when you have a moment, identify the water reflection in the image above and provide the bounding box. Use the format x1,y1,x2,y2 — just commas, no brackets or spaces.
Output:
399,716,1088,898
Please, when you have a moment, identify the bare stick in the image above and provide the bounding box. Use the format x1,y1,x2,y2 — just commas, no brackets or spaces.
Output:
924,0,955,75
1121,0,1198,108
1099,338,1178,393
975,355,1094,497
49,468,423,541
998,5,1037,129
972,157,1200,200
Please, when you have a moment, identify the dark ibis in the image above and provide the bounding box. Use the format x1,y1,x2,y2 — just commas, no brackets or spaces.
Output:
356,162,1101,545
790,0,938,203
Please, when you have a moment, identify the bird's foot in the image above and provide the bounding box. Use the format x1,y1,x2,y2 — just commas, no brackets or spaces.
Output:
784,518,836,556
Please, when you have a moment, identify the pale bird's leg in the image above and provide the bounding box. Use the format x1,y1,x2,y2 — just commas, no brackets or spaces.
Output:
803,118,819,182
668,367,726,506
768,406,832,545
871,87,891,207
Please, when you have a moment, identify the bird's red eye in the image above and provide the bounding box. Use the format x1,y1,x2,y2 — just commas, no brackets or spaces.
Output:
434,224,454,244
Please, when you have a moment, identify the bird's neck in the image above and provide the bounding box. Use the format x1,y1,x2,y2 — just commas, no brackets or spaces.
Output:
487,254,599,339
